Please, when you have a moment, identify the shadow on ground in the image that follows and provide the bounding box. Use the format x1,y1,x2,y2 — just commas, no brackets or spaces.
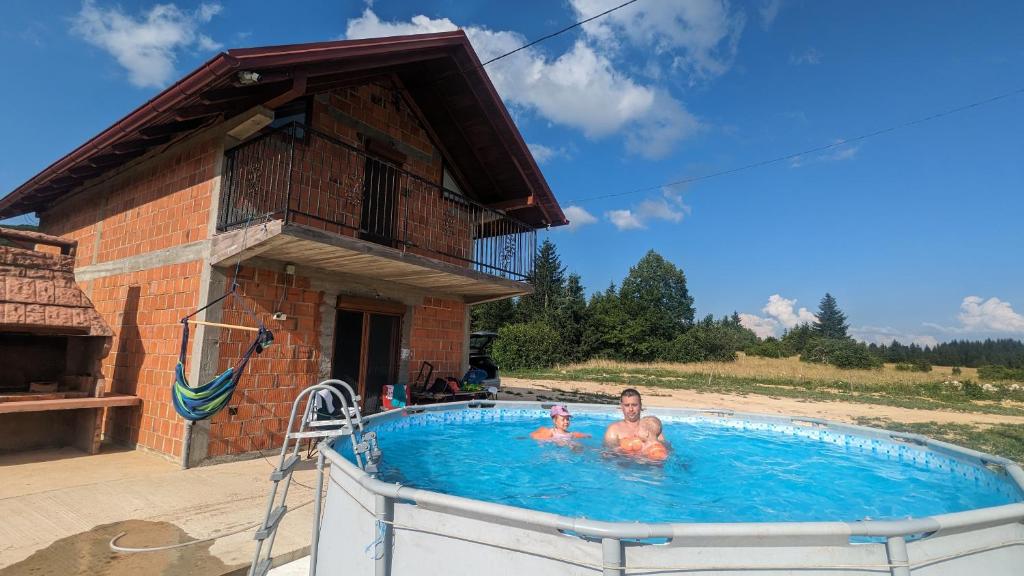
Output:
499,386,620,405
0,519,245,576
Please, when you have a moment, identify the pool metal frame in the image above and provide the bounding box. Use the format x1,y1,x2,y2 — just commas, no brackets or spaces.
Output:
316,399,1024,576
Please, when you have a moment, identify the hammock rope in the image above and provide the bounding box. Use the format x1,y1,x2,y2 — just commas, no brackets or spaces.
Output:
173,212,276,421
172,310,273,421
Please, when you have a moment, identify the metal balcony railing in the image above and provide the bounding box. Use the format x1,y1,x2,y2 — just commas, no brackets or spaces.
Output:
218,123,536,280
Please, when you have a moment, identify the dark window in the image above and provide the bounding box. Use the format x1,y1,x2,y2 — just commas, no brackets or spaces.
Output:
360,157,398,246
269,97,309,130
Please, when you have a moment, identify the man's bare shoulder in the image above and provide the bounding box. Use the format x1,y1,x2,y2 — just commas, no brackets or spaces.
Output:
605,420,630,433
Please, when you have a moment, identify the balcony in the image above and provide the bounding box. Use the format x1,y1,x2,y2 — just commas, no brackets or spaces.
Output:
211,124,537,302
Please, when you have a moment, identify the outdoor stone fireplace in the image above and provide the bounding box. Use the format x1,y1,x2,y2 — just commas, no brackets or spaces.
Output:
0,227,133,453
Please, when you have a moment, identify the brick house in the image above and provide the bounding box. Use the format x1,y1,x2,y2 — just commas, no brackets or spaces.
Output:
0,32,566,466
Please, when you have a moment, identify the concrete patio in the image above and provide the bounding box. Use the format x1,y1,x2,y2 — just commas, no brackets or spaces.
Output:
0,445,318,575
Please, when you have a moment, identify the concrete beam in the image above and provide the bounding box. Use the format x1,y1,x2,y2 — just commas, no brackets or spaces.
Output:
73,241,208,283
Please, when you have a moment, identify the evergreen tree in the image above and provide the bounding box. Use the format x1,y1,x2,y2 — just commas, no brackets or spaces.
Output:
470,298,517,332
555,273,588,362
517,239,565,323
781,323,816,354
582,283,628,359
813,293,849,340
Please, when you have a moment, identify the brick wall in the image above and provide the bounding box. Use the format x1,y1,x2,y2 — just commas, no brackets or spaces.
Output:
273,83,472,267
83,261,204,457
313,82,438,181
408,296,466,381
206,265,323,458
39,137,219,265
34,135,220,458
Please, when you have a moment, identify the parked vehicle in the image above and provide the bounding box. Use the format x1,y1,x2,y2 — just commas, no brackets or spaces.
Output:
468,331,501,391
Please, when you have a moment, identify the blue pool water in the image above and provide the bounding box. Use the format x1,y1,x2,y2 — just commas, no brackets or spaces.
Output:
340,409,1023,524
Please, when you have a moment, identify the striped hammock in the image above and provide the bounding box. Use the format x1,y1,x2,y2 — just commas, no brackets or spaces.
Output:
172,320,273,421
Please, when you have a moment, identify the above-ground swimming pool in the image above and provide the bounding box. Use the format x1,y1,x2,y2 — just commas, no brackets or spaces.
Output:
316,401,1024,576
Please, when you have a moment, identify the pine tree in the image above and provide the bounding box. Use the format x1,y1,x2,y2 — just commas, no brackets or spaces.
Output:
470,298,517,332
582,283,628,359
813,293,849,340
555,273,587,362
517,239,565,323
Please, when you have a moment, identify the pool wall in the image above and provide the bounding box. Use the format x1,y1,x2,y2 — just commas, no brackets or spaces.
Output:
315,401,1024,575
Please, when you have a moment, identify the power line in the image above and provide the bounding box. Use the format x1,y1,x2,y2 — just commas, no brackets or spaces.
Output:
410,0,641,90
479,0,640,68
570,86,1024,205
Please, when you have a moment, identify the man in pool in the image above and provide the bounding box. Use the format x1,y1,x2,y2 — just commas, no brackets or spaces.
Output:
603,389,669,460
530,404,591,442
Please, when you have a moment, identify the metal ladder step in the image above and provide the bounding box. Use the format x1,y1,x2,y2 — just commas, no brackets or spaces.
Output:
250,381,378,576
254,505,287,541
306,417,355,428
270,455,299,481
287,427,353,440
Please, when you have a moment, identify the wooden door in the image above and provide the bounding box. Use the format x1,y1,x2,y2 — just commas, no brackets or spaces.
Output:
331,298,403,414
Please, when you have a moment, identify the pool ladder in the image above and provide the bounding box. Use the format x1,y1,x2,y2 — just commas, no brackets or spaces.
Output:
249,380,382,576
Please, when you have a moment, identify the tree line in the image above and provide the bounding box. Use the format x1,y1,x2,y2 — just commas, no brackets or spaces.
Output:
869,339,1024,369
473,240,1024,372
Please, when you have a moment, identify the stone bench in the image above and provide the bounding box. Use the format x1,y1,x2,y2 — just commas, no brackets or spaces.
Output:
0,393,140,454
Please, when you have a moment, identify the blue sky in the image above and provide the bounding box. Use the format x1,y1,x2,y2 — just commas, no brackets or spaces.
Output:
2,1,1023,345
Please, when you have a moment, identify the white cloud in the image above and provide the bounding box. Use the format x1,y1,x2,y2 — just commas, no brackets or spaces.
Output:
854,295,1024,346
606,209,645,230
527,143,567,164
739,313,778,339
824,144,858,161
790,47,821,65
958,296,1024,332
345,9,458,37
924,296,1024,335
850,326,938,347
345,8,701,158
605,187,691,230
562,205,598,231
759,0,782,29
740,294,816,338
636,197,686,223
790,141,859,168
763,294,817,328
570,0,746,83
71,0,223,88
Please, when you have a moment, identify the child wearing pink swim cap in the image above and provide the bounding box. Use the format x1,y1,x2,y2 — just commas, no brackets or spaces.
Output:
530,405,591,441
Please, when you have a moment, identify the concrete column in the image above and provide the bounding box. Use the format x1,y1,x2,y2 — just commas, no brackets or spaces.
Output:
460,304,471,374
182,137,228,468
316,286,341,380
399,306,414,384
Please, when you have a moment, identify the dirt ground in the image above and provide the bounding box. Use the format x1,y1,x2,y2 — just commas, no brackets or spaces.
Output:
500,377,1024,427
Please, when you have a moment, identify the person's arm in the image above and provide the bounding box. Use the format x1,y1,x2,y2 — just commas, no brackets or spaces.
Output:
530,427,552,440
572,432,592,439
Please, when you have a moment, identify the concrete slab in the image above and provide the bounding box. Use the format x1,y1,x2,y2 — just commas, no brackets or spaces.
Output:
0,445,320,575
268,555,310,575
